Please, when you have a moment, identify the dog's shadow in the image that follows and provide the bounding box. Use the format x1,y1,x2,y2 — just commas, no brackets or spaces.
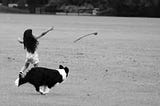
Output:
14,91,70,97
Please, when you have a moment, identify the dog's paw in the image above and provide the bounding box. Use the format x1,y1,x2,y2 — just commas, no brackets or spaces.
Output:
39,86,50,95
39,91,46,95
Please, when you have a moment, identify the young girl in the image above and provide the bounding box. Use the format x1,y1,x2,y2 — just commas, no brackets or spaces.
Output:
18,27,53,75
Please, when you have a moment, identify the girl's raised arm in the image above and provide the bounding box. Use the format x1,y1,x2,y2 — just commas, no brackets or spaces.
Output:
36,27,54,40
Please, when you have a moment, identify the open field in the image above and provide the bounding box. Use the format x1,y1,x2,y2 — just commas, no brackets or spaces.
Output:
0,13,160,106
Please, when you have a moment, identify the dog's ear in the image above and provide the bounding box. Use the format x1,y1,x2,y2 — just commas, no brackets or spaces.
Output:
64,67,69,75
59,65,64,69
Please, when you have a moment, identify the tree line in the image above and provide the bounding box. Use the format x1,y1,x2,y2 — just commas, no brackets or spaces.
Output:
1,0,160,17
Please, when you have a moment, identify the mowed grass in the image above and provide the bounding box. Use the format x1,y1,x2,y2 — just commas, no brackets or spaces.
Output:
0,13,160,106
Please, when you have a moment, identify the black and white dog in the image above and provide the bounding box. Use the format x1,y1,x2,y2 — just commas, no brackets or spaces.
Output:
15,65,69,95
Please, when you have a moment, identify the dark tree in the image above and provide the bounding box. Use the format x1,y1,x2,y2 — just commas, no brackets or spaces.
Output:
26,0,37,13
2,0,9,6
26,0,48,13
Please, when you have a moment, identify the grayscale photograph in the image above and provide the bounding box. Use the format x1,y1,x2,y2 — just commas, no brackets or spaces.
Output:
0,0,160,106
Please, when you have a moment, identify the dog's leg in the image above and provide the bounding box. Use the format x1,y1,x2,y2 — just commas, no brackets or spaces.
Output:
35,86,46,95
39,86,50,94
35,86,40,92
44,86,50,94
39,86,45,94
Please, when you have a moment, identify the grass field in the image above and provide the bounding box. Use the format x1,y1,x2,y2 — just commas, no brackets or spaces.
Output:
0,13,160,106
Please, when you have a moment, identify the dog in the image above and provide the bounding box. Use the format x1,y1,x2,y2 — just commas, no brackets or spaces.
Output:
15,65,69,95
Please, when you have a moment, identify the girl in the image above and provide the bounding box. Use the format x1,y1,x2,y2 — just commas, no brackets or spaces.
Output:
18,27,53,75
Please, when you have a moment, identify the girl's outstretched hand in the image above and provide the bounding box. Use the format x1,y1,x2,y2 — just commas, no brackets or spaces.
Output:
36,27,54,39
48,26,54,31
43,26,54,35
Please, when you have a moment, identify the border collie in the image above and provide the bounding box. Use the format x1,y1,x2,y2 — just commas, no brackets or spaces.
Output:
15,65,69,95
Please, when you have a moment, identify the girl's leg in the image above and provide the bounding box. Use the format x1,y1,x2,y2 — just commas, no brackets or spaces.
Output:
20,62,30,73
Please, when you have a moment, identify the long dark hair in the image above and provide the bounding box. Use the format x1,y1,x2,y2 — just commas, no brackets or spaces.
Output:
23,29,39,53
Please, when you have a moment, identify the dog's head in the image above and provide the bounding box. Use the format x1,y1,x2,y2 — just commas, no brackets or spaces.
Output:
15,73,27,87
58,65,69,80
